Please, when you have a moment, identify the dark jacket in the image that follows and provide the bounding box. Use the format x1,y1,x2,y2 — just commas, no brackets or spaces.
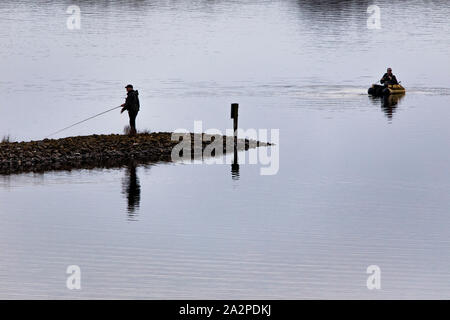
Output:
380,73,398,85
122,90,140,113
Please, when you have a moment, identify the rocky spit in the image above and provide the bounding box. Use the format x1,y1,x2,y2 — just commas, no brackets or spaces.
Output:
0,132,269,175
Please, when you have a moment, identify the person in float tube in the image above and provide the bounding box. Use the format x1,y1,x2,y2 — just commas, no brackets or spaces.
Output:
380,68,399,86
121,84,140,135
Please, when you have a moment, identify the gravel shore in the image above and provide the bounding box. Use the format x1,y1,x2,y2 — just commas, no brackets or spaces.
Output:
0,132,267,175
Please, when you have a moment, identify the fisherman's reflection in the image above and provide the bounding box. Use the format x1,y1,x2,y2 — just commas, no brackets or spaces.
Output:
122,161,141,219
381,93,405,120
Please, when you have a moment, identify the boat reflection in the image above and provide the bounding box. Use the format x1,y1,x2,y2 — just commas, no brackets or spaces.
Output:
381,93,405,120
369,93,405,121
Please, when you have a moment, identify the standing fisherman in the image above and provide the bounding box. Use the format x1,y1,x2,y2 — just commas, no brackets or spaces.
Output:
121,84,140,135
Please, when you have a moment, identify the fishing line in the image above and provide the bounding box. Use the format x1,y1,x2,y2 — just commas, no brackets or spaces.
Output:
45,105,122,138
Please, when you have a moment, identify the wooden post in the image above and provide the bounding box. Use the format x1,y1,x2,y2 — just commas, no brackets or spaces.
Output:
231,103,239,141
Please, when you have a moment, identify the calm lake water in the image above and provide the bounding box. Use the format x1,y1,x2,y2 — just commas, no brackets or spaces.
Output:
1,0,450,299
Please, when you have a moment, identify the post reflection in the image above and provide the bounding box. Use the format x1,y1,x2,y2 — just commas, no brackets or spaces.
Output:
122,161,141,220
231,143,240,180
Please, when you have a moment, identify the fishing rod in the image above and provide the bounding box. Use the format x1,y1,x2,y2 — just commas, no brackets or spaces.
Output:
45,105,122,138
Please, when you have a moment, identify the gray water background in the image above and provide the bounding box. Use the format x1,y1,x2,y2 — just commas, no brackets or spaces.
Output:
0,0,450,299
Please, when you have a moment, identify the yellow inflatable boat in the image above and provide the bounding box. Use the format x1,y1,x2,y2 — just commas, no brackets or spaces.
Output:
368,84,406,96
386,84,406,94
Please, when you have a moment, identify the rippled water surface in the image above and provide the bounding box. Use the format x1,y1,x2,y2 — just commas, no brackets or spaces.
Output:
1,0,450,299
